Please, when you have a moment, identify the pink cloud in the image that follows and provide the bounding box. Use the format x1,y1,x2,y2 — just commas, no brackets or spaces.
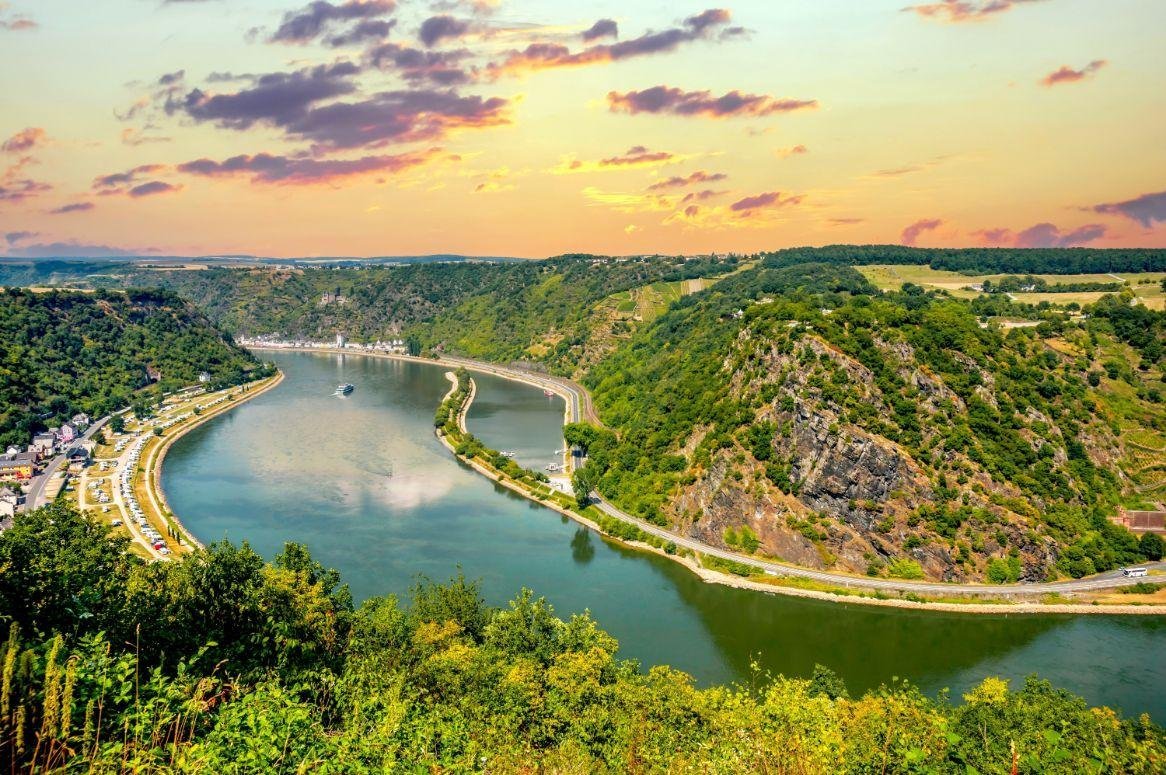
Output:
973,222,1107,247
901,218,943,245
903,1,1046,24
1041,59,1106,87
607,86,817,118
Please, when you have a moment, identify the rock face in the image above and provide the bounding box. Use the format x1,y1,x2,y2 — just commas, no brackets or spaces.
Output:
776,402,925,533
667,328,1067,581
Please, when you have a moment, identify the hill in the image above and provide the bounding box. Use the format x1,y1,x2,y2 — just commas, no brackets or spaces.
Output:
0,287,265,447
574,261,1166,582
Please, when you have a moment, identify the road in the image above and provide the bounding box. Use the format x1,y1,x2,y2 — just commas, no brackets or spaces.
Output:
591,498,1165,596
435,354,598,426
26,417,107,510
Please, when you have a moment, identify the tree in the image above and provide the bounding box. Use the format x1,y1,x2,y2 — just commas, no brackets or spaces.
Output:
1140,531,1164,561
108,415,125,434
571,468,593,508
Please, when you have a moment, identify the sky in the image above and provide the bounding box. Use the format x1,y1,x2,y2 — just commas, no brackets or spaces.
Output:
1,0,1164,258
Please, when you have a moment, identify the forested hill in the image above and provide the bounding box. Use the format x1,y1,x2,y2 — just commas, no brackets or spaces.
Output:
9,254,742,372
573,262,1166,582
0,288,264,447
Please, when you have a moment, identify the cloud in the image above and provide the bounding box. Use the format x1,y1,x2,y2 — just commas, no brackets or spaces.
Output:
580,186,675,214
902,0,1046,23
1041,59,1107,87
681,188,725,202
551,146,690,175
607,86,817,118
581,18,617,42
1091,190,1166,228
174,64,507,151
128,181,183,198
2,127,47,154
647,170,727,190
4,240,161,258
0,4,36,31
176,61,361,130
828,217,864,226
270,0,396,44
776,144,808,159
729,191,803,213
177,147,441,184
282,89,509,150
419,15,471,47
900,218,943,245
366,42,472,84
972,222,1107,247
93,164,167,190
488,9,735,77
4,231,37,245
121,127,172,146
48,202,96,214
326,18,395,47
0,178,51,204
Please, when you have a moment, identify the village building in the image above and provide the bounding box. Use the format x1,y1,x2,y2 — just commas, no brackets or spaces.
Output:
0,449,35,482
33,432,57,458
0,489,18,520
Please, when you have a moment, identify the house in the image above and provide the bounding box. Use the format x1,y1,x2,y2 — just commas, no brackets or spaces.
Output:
0,449,35,482
0,489,18,520
66,445,91,473
58,423,76,444
198,371,211,383
71,413,91,429
33,433,57,458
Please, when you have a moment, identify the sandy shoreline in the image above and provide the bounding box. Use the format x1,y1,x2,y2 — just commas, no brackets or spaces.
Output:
225,346,1166,615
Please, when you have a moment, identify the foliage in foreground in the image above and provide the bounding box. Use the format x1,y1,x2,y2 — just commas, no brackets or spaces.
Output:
0,505,1162,773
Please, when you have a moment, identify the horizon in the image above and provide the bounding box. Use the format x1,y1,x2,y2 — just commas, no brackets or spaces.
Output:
2,1,1165,258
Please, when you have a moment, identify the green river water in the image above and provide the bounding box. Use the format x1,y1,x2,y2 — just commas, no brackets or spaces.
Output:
162,351,1165,721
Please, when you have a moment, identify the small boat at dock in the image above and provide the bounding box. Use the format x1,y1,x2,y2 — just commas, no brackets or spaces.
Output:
543,389,554,397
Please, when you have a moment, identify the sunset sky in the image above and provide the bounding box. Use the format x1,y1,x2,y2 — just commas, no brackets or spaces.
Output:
1,0,1164,258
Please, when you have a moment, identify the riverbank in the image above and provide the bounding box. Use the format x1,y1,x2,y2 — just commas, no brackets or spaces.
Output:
137,371,285,556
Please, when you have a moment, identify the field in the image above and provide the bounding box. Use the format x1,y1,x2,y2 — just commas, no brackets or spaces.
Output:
857,265,1166,310
604,278,709,322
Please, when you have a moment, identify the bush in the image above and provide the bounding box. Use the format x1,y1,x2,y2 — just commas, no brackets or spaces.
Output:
886,558,925,580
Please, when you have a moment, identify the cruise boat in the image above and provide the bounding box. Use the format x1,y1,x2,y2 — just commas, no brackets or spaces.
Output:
334,383,355,396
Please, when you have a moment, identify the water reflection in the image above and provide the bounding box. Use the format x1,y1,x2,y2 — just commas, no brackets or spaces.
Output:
571,528,595,564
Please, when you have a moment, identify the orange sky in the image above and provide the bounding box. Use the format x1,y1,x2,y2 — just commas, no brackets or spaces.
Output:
1,0,1164,258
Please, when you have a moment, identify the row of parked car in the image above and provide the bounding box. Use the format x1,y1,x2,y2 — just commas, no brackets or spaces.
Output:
116,436,171,556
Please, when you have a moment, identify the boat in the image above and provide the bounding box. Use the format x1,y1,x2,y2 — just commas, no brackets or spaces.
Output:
543,389,554,397
334,383,354,396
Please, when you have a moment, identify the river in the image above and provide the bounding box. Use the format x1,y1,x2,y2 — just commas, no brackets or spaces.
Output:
162,351,1165,721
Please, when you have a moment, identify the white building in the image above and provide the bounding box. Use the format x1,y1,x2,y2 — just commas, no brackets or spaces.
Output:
335,333,346,348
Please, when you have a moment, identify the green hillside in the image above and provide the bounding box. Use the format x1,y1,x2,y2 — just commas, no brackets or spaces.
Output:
574,261,1166,581
0,287,265,447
